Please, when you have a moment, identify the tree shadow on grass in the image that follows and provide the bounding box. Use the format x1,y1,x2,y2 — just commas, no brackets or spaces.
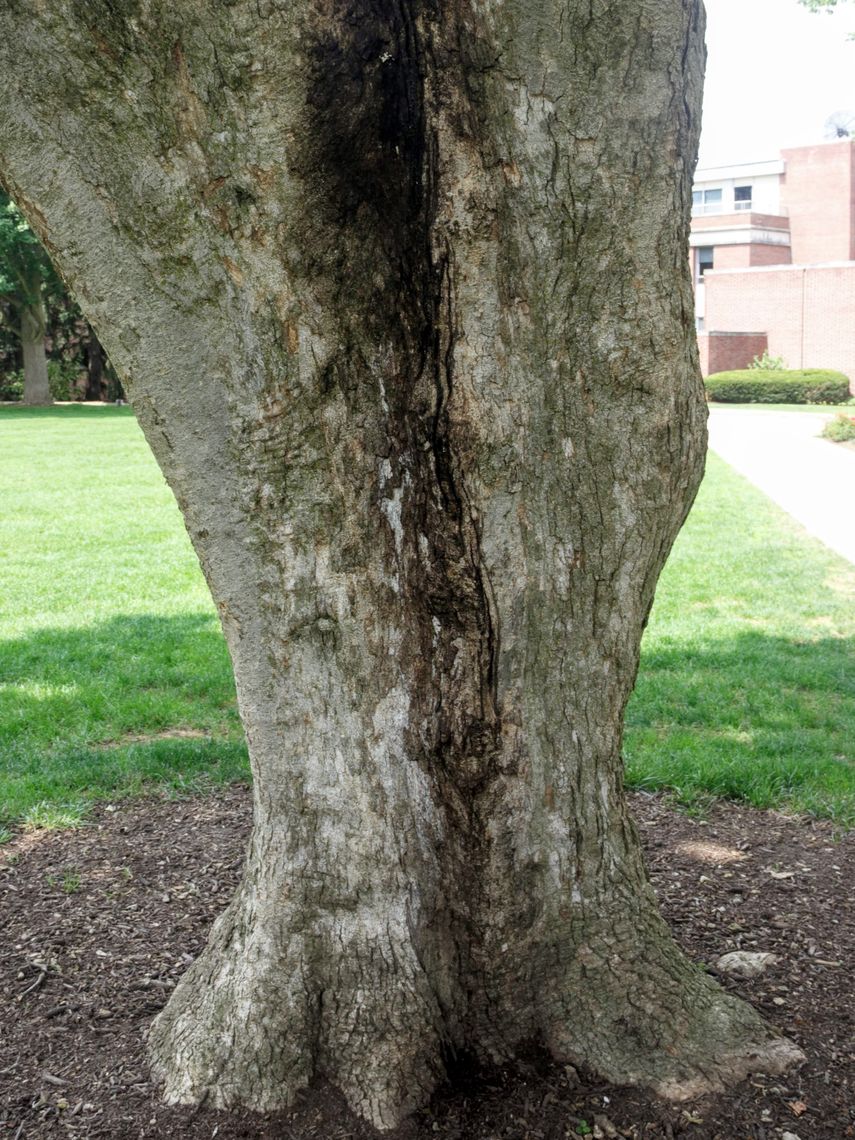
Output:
5,616,853,824
0,404,135,420
626,629,855,822
0,613,248,822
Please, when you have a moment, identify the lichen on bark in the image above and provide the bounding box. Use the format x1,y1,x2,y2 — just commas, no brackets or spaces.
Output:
0,0,803,1130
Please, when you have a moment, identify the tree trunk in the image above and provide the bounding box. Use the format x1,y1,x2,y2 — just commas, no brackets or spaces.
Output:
85,331,105,401
0,1,802,1129
19,294,51,406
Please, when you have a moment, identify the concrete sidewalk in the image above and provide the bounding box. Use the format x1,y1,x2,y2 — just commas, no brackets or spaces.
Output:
706,408,855,567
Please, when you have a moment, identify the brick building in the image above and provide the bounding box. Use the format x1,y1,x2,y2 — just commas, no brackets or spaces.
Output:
691,139,855,388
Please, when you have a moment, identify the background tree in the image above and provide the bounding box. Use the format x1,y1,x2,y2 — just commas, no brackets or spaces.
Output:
0,0,803,1130
42,293,124,403
0,195,121,403
0,190,55,404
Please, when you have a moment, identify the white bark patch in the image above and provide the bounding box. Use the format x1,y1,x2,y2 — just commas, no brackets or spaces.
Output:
312,544,351,621
715,952,779,980
371,684,411,746
369,685,439,841
378,373,390,414
598,772,610,813
378,460,407,587
551,540,580,598
382,484,405,557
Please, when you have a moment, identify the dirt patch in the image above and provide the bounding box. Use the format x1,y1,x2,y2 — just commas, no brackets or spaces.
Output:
94,728,212,748
1,789,852,1139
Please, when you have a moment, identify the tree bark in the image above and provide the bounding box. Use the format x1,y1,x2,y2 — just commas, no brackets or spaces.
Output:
0,0,802,1129
19,293,51,406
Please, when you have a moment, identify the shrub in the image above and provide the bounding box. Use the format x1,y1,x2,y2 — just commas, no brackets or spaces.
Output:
48,358,85,401
705,368,851,405
748,350,786,371
0,368,23,401
821,413,855,443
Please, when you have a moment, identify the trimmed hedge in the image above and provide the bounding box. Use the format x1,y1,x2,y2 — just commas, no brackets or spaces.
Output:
704,369,851,405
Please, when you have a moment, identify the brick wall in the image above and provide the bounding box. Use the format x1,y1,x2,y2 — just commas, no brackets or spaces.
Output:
704,263,855,390
698,331,768,376
712,244,792,270
714,246,751,271
691,211,790,235
781,141,855,263
748,243,793,267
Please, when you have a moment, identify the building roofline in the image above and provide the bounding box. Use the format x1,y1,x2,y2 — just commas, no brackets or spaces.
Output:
704,259,855,275
695,158,785,182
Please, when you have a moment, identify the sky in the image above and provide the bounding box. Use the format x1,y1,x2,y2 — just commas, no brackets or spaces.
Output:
699,0,855,169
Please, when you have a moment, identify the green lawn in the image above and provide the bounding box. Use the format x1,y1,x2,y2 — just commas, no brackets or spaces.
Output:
0,406,247,831
708,402,854,414
1,405,853,831
625,453,855,825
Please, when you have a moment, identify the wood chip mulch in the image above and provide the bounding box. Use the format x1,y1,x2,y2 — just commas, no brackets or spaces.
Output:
1,788,852,1140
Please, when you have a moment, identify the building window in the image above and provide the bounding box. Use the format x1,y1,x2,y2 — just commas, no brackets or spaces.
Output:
696,246,714,282
692,188,723,215
734,185,752,211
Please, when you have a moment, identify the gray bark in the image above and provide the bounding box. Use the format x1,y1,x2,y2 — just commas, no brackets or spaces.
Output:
0,0,802,1129
20,293,51,405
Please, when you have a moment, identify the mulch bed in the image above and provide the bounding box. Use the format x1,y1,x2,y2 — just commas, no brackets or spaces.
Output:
1,788,852,1140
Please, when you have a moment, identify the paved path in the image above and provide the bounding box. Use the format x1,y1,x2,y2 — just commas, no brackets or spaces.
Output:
706,407,855,567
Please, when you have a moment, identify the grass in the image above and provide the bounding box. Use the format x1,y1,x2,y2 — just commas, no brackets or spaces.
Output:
1,404,853,830
625,452,855,825
0,406,248,828
46,869,82,893
22,800,89,831
708,402,854,414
